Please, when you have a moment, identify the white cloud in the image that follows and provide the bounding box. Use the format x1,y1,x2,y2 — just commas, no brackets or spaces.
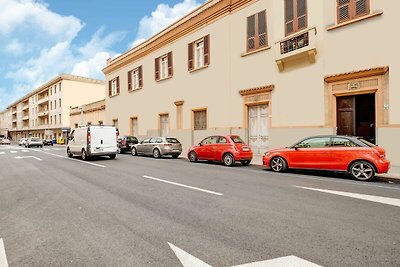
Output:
5,39,25,55
72,51,111,78
130,0,203,48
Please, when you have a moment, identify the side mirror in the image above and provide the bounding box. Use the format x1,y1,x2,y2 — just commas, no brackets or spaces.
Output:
293,145,300,150
198,143,202,146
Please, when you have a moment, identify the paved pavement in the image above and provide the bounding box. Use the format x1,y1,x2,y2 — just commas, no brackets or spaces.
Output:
0,144,399,266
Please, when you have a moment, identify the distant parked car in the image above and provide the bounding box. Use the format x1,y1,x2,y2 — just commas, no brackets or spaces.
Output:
0,138,10,145
131,137,182,158
117,136,138,153
263,135,390,181
43,139,54,146
19,138,27,146
26,137,43,148
188,135,253,166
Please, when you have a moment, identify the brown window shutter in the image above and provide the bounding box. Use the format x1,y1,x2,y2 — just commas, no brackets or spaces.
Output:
108,81,112,97
188,42,194,71
204,35,210,66
116,77,120,94
155,57,160,81
138,66,143,88
247,14,255,51
127,71,132,91
167,52,173,77
296,0,307,31
354,0,369,17
284,0,294,36
258,11,267,48
337,0,351,23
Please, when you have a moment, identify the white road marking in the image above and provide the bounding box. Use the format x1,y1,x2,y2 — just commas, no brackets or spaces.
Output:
0,238,9,267
42,148,50,151
297,186,400,208
37,150,106,168
9,151,17,154
15,156,42,161
168,243,321,267
143,175,223,196
0,152,4,155
22,150,29,153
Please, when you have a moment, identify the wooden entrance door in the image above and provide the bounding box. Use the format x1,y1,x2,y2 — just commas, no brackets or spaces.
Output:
248,105,269,154
337,96,355,136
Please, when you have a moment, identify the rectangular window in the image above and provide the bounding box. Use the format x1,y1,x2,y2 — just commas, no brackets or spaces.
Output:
108,77,120,97
98,120,103,125
159,114,169,137
128,66,143,91
59,114,61,125
54,115,57,125
75,123,78,128
130,117,138,136
193,109,207,130
247,10,267,51
59,82,62,92
50,102,52,110
285,0,307,36
59,98,61,108
188,35,210,71
337,0,370,23
112,119,118,128
155,52,173,81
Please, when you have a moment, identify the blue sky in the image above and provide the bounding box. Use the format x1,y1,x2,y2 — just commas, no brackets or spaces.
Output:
0,0,206,110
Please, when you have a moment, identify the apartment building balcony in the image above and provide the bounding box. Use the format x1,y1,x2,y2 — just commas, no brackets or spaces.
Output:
22,115,29,121
275,27,317,72
37,96,49,105
12,109,17,115
37,110,49,118
22,104,29,111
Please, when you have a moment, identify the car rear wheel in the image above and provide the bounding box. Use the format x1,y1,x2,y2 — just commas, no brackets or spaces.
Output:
172,154,179,159
153,148,161,158
131,147,137,156
109,154,116,159
189,151,198,162
270,157,287,172
241,160,251,166
349,161,376,181
81,149,87,161
67,148,73,158
223,153,235,167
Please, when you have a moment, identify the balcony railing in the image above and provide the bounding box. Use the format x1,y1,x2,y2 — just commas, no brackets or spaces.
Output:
22,104,29,110
37,96,49,105
275,27,317,72
12,110,17,115
22,115,29,121
37,110,49,117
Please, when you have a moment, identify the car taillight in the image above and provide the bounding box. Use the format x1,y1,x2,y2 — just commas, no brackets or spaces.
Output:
116,133,118,143
164,143,172,146
87,131,91,145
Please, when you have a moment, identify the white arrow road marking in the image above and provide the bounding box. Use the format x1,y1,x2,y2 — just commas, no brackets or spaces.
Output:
168,243,321,267
0,238,9,267
143,175,223,196
15,156,42,161
296,186,400,208
168,243,211,267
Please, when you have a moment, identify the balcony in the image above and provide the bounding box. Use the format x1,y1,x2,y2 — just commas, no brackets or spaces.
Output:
22,115,29,121
275,27,317,72
37,110,49,118
12,109,17,115
37,96,49,105
22,104,29,111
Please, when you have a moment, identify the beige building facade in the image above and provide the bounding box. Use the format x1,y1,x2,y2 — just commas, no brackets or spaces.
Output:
2,74,105,143
70,100,105,129
103,0,400,166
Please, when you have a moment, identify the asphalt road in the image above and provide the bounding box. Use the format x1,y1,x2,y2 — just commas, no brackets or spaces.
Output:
0,144,399,267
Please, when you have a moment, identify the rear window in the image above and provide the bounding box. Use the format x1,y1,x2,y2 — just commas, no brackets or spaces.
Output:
166,138,180,144
358,138,376,147
126,136,137,142
230,136,244,143
32,138,41,142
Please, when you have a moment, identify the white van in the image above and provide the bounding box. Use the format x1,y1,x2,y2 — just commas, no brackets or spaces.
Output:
67,126,118,160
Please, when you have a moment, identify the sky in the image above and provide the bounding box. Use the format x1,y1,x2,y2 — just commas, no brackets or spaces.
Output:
0,0,206,110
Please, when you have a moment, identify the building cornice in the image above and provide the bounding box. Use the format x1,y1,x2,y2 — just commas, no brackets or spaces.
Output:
324,66,389,83
239,84,274,96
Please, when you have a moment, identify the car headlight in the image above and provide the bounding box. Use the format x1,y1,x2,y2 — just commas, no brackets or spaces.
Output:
264,151,270,157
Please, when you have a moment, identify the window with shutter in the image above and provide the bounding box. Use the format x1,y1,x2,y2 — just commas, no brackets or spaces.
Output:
167,52,173,77
129,66,142,91
155,57,160,81
337,0,369,24
116,77,120,94
188,42,194,71
247,10,267,52
285,0,307,36
193,109,207,130
127,70,132,91
109,77,119,97
138,66,143,88
189,35,210,72
203,35,209,66
108,81,112,97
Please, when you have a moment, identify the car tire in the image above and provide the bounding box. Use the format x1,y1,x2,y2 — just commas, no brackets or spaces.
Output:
270,156,287,172
349,160,376,181
27,145,30,148
117,147,121,154
153,148,161,158
131,147,137,156
241,160,251,166
109,154,116,159
172,154,179,159
81,149,87,161
67,148,73,158
188,151,198,162
223,153,235,167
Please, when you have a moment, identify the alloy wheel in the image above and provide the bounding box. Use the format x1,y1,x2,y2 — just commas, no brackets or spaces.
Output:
350,161,375,181
271,157,286,172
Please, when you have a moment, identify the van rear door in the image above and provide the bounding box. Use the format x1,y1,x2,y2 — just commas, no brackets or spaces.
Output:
89,126,117,153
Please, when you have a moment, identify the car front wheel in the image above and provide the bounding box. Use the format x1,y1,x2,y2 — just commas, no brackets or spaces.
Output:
349,161,375,181
153,148,161,158
188,151,198,162
270,157,287,172
67,148,73,158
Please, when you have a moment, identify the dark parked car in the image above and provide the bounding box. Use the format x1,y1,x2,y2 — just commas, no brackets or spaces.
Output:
117,136,138,153
263,135,390,181
43,139,54,146
188,135,253,166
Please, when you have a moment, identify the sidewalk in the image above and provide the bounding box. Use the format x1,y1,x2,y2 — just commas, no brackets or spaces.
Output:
251,154,400,180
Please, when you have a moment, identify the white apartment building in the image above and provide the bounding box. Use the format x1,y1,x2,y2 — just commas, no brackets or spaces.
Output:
3,74,105,143
103,0,399,166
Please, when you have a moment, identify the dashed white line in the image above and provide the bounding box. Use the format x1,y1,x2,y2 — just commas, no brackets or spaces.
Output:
42,148,50,151
9,151,17,154
22,150,29,153
297,186,400,208
143,175,223,196
0,152,4,155
37,150,106,168
0,238,8,267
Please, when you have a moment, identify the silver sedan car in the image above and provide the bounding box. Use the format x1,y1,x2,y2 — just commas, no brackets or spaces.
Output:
131,137,182,158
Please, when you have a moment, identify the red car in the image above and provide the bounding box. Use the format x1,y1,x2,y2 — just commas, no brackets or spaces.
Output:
263,135,390,181
188,135,253,166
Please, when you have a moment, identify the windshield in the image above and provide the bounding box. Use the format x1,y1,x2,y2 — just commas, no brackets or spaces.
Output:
230,136,244,143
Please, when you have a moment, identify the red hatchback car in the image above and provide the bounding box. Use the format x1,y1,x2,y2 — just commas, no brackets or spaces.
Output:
188,135,253,166
263,135,390,181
